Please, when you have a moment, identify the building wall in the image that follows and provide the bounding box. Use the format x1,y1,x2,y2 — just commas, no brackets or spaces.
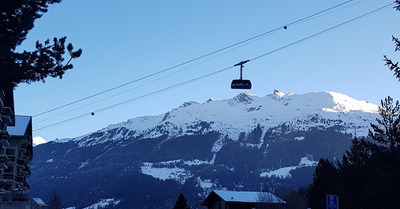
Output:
0,90,35,207
0,196,44,209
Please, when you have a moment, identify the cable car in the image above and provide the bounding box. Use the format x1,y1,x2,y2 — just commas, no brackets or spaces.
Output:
231,79,252,89
231,60,252,89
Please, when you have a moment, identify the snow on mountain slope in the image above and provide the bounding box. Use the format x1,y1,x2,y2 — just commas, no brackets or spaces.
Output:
260,156,318,178
68,90,379,147
33,136,47,147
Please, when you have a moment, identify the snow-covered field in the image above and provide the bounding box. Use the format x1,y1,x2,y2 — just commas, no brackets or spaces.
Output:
64,198,121,209
260,156,318,178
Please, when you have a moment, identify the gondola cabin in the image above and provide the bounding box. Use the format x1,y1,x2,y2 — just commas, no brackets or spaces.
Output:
231,79,252,89
231,60,252,89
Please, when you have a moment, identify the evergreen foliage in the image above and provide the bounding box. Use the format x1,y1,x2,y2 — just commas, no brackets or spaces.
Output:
281,187,308,209
308,3,400,208
307,98,400,208
369,96,400,150
0,0,82,90
49,191,62,209
383,1,400,81
172,193,190,209
307,159,339,209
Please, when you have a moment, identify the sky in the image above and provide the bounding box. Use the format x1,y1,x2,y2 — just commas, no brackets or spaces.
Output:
12,0,400,141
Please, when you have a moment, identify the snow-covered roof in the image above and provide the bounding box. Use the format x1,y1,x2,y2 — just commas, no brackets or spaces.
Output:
211,190,285,204
7,115,31,136
32,198,47,207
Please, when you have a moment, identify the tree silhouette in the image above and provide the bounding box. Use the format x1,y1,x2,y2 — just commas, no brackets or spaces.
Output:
308,2,400,208
173,193,190,209
383,1,400,80
307,159,339,209
308,98,400,209
49,191,62,209
308,98,400,208
369,96,400,150
0,0,82,91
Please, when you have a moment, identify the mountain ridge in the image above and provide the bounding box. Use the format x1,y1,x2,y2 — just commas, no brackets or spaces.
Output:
58,90,378,147
29,90,381,208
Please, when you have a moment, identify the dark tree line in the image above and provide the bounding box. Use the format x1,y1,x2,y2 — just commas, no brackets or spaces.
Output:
308,2,400,208
49,191,62,209
308,98,400,208
173,193,190,209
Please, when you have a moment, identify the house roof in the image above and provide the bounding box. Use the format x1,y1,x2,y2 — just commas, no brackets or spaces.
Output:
7,115,32,136
32,198,47,207
206,190,285,204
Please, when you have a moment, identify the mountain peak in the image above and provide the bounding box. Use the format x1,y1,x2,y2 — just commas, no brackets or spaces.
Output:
33,136,47,147
180,101,199,108
62,90,380,147
324,91,377,113
205,98,215,103
272,89,294,98
234,92,256,103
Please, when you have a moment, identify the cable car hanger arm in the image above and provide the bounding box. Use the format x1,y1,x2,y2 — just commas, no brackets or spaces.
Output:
234,60,250,67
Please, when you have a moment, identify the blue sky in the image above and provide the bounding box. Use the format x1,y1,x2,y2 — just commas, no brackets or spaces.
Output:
13,0,400,140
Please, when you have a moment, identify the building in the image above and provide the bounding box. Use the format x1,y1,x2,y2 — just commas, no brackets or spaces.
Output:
1,115,33,194
0,90,44,208
202,190,286,209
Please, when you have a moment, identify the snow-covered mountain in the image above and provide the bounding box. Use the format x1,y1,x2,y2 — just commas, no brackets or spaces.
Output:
33,136,47,147
29,90,380,209
64,90,378,147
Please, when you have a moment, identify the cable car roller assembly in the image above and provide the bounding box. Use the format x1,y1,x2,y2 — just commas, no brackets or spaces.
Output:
231,60,252,89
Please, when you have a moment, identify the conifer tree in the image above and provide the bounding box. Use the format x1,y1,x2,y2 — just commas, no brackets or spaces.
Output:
173,193,190,209
49,191,62,209
307,159,339,209
336,138,380,209
0,0,82,91
383,1,400,80
308,2,400,208
369,96,400,151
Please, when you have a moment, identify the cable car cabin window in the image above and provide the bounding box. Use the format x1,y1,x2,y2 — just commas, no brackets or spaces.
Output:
231,79,252,89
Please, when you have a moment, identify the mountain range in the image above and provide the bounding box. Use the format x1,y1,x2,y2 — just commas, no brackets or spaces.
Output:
28,90,380,209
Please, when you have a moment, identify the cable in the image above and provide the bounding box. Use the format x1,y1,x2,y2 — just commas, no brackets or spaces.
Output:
34,43,243,124
32,0,358,118
250,2,394,62
33,2,394,133
34,66,235,132
284,0,358,28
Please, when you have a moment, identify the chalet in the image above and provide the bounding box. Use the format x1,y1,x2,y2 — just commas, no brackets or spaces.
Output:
202,190,286,209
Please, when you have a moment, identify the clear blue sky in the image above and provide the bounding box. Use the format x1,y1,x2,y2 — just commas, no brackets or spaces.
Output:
13,0,400,141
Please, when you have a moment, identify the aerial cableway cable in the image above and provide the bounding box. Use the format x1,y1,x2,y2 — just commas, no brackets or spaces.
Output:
250,2,394,62
32,0,359,118
34,66,235,132
35,48,240,124
33,2,394,133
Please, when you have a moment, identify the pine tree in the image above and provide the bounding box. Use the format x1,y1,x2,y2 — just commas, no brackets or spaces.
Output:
383,1,400,80
173,193,190,209
336,138,380,209
307,159,340,209
369,96,400,151
308,99,400,209
49,191,62,209
0,0,82,91
308,2,400,208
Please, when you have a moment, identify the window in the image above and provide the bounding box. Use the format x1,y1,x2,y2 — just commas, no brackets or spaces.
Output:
6,149,15,155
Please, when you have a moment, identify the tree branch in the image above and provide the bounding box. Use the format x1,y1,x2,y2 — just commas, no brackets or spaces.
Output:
384,55,400,81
